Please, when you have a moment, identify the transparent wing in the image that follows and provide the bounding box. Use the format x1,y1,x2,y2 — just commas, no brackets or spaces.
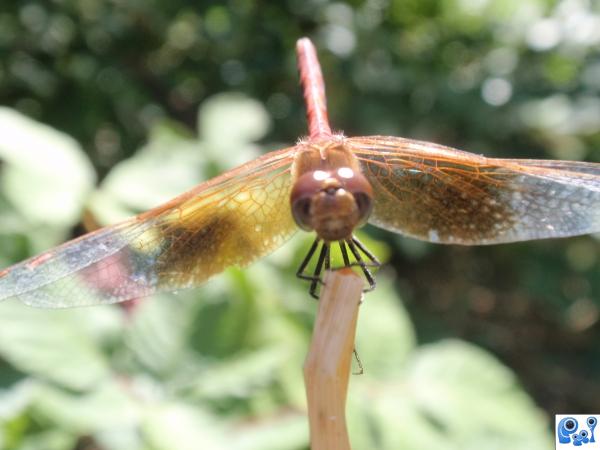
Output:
349,136,600,244
0,147,298,307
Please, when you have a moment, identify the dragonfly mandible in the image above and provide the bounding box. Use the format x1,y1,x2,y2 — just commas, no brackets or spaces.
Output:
1,37,600,307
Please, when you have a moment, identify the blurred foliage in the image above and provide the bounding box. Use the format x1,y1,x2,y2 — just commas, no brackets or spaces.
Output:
0,0,599,449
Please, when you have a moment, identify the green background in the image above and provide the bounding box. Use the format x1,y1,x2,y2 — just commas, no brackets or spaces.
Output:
0,0,599,449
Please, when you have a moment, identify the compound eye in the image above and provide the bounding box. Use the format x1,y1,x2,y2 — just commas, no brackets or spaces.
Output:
354,192,373,226
291,197,313,230
334,168,374,225
291,171,330,230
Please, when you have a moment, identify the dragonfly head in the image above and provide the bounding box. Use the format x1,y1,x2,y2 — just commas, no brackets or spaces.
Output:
291,167,373,242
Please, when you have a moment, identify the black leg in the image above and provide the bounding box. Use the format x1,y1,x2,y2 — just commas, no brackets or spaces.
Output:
346,238,377,292
351,236,381,267
296,235,380,298
296,237,321,282
309,242,330,299
339,241,350,266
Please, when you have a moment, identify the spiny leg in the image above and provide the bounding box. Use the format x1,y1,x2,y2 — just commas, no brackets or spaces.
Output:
352,348,364,375
296,236,378,298
339,240,351,266
296,237,321,282
309,242,330,299
346,238,377,292
296,238,333,299
351,236,381,267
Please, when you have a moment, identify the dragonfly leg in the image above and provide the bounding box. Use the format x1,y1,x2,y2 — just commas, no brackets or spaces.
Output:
351,235,381,268
296,237,331,299
345,237,378,293
296,237,320,281
339,240,351,266
309,243,330,299
352,347,364,375
297,235,378,298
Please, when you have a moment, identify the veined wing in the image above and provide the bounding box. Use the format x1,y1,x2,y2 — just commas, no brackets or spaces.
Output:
0,147,298,308
349,136,600,244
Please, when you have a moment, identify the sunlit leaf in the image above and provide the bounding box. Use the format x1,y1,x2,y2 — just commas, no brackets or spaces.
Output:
0,108,95,226
142,403,227,450
88,123,205,224
185,346,290,401
0,376,34,421
94,426,145,450
14,430,75,450
198,93,271,168
230,414,308,450
32,381,139,433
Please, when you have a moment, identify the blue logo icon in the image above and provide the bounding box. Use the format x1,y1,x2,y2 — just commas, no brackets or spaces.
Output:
556,415,599,448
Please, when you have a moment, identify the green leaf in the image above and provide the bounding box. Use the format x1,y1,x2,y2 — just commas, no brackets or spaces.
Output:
0,375,34,421
124,292,197,376
12,430,75,450
184,345,290,401
197,93,271,168
88,123,205,224
94,427,145,450
142,403,227,450
404,339,551,445
0,302,113,390
230,413,308,450
199,93,271,144
348,339,553,450
32,381,139,434
0,108,95,226
355,277,417,375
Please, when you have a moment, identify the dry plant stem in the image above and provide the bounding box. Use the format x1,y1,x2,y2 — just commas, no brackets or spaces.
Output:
304,268,363,450
296,38,332,140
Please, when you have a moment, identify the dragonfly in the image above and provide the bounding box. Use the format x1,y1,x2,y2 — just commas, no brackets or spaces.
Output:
1,37,600,308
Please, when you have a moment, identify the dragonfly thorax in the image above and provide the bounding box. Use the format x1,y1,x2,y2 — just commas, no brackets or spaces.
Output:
290,168,373,242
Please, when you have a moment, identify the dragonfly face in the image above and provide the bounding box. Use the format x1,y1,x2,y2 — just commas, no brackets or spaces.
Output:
290,167,373,242
290,140,375,243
